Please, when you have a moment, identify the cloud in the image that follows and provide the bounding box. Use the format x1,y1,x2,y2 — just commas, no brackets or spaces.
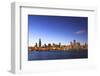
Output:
75,30,86,35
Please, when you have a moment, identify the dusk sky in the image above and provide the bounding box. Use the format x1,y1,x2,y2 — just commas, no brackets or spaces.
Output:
28,15,88,46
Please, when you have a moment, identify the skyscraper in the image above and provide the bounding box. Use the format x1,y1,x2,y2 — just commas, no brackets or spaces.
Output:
39,38,41,47
35,43,37,47
59,42,61,48
73,40,76,45
73,40,76,49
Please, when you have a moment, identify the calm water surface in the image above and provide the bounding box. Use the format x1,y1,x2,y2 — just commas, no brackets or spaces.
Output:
28,50,88,61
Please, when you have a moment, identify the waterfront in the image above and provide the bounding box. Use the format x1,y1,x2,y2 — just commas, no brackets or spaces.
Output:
28,50,88,61
28,15,88,61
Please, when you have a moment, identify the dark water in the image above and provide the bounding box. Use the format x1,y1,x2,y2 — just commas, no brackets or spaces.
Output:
28,50,88,61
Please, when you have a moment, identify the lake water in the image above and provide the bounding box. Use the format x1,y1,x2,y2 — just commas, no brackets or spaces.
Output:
28,50,88,61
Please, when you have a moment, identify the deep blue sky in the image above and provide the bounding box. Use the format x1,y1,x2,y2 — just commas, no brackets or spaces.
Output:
28,15,88,46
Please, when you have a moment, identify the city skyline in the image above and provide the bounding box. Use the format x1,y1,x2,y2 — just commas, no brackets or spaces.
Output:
28,15,88,46
28,39,88,52
31,38,87,47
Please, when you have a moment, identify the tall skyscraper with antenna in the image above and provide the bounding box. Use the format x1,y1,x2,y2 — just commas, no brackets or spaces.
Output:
39,38,41,47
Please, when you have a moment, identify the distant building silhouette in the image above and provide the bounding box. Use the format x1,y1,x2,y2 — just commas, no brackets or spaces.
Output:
44,43,47,47
35,43,37,47
29,39,88,51
73,40,76,45
70,41,73,48
59,42,61,47
48,43,51,47
39,38,41,47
